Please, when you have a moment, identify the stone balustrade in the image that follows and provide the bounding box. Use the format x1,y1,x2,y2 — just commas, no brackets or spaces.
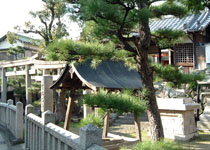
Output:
25,104,106,150
0,99,23,140
157,98,199,141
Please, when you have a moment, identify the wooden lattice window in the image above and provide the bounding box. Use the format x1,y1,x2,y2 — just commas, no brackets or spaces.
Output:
175,43,193,64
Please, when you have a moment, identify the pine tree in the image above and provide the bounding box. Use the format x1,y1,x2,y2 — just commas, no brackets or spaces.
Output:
16,0,69,47
47,0,189,141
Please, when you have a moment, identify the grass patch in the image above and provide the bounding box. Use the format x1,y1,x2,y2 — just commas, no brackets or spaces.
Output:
32,100,41,107
121,140,189,150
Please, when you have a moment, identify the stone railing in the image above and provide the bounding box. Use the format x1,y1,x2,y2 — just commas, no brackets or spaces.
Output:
0,99,23,140
25,104,106,150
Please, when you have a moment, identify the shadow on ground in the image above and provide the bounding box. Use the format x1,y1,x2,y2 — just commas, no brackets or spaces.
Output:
182,133,210,150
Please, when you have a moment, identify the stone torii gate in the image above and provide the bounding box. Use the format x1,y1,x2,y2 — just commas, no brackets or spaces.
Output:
0,54,66,111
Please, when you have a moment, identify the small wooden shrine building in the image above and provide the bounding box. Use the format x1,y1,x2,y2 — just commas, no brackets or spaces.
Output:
50,61,143,137
50,61,142,91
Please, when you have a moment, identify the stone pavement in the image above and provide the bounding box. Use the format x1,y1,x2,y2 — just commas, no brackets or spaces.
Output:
0,128,24,150
0,131,8,150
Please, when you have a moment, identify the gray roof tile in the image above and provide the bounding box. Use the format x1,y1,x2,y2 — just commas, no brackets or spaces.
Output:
150,11,210,32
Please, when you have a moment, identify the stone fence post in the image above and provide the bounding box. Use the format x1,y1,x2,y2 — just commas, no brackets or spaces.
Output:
42,111,55,150
25,104,34,150
79,124,103,150
6,99,13,128
16,102,23,139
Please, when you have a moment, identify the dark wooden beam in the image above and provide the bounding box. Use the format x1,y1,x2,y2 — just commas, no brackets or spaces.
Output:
103,112,110,138
64,90,75,130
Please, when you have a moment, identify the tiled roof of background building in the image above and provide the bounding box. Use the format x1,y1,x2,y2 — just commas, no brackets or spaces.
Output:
150,11,210,32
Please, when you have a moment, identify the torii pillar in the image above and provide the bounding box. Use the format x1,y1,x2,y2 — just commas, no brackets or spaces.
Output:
25,65,32,104
1,68,7,102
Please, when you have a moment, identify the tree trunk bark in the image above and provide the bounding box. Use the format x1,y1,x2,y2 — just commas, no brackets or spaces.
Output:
54,89,67,123
136,54,164,141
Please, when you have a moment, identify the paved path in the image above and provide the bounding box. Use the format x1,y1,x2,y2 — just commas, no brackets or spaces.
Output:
0,131,8,150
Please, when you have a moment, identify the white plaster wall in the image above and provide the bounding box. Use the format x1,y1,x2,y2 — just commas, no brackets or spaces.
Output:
0,40,23,50
205,43,210,64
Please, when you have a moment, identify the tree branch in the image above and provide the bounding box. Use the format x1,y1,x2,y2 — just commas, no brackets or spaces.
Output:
116,31,137,53
48,2,56,42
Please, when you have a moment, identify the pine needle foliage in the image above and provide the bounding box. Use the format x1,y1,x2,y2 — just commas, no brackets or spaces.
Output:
152,29,185,49
151,2,188,18
28,82,41,94
181,0,210,12
81,89,146,116
152,63,205,89
80,113,103,128
46,39,135,68
8,76,26,96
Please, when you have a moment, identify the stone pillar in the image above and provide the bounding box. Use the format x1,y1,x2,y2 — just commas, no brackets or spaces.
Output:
80,124,102,150
83,90,93,118
41,76,53,113
16,102,23,139
25,104,34,150
83,104,93,118
1,68,7,102
25,65,32,104
42,111,55,150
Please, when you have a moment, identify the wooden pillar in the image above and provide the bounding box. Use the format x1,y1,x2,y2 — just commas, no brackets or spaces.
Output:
102,112,110,138
158,47,162,64
196,84,201,124
1,68,7,102
64,97,74,130
134,115,142,141
25,65,32,104
64,90,75,130
193,33,197,69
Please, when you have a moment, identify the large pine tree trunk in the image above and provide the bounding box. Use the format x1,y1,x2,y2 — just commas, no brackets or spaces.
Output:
136,54,164,141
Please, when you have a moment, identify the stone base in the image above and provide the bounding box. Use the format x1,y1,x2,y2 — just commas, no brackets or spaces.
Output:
165,132,198,141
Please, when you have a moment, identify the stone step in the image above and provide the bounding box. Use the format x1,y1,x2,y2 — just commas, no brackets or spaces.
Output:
199,114,210,121
114,119,134,124
198,121,210,131
118,115,134,120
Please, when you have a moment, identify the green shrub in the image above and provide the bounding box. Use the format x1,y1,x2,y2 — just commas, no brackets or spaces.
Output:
80,113,103,128
82,89,146,116
130,141,186,150
32,100,41,107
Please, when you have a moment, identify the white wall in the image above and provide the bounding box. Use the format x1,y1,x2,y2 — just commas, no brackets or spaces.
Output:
0,39,23,50
205,43,210,66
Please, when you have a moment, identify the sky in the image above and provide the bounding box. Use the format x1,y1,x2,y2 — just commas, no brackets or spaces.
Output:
0,0,81,39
